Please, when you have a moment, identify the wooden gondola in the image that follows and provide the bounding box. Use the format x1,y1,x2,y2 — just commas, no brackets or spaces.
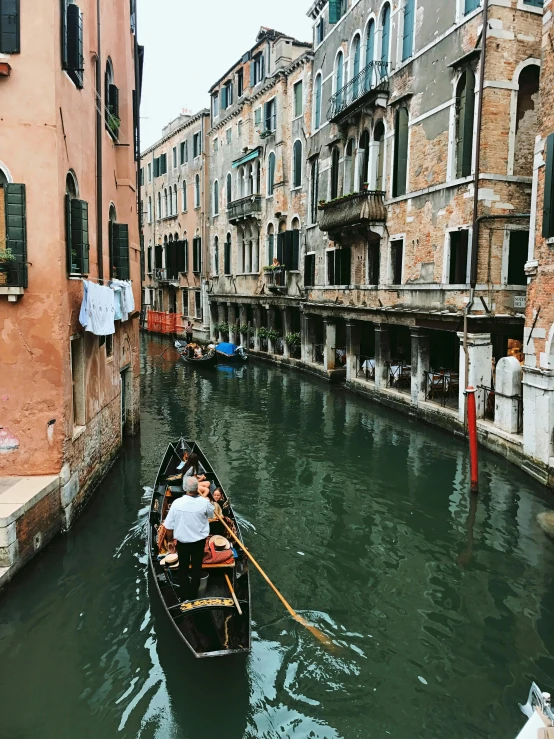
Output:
148,439,251,658
174,340,217,367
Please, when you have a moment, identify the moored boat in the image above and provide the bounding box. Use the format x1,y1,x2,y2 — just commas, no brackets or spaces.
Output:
175,340,217,367
148,439,251,658
215,342,248,363
516,683,553,738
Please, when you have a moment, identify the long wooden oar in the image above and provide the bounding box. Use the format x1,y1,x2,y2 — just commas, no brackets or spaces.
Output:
216,515,333,649
224,574,242,616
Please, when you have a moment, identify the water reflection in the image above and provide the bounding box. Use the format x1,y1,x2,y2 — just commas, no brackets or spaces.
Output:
0,334,553,739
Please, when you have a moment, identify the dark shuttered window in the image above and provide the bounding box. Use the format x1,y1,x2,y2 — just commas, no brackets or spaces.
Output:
292,140,302,188
2,183,27,287
402,0,415,62
0,0,20,54
328,0,346,24
193,236,202,273
542,133,554,238
66,195,89,275
327,248,351,286
61,1,83,88
456,70,475,179
110,223,130,280
393,106,409,198
106,83,120,139
224,235,232,275
304,254,316,287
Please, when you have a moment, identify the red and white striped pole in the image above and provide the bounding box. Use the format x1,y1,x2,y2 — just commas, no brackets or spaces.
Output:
466,386,479,494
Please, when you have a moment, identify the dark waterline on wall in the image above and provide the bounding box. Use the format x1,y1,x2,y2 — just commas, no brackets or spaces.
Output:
0,333,553,739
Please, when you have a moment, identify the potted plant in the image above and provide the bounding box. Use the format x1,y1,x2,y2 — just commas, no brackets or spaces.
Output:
0,247,16,271
257,326,269,339
267,329,281,342
107,111,121,138
239,324,249,335
285,332,301,347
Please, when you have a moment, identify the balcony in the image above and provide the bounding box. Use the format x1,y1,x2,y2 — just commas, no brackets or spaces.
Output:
327,61,390,124
0,260,27,299
152,267,180,284
227,194,262,225
318,190,386,238
263,266,287,294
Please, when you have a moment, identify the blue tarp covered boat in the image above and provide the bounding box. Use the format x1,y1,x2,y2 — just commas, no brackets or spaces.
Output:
216,342,248,363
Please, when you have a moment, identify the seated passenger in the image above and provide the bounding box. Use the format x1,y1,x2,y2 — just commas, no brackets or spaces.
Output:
182,453,211,496
194,346,203,358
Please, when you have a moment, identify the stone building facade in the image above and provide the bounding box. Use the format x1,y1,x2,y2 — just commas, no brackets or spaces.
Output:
141,110,211,341
206,28,312,353
0,0,142,585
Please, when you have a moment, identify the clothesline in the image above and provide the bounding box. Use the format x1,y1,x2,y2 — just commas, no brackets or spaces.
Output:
82,276,134,285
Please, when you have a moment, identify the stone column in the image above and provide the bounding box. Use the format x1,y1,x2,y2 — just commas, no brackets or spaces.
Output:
495,356,523,433
253,304,261,351
301,313,315,363
457,332,493,421
209,302,217,342
268,306,277,354
523,367,554,465
346,322,361,381
228,303,238,344
239,304,248,346
374,323,391,390
324,319,337,371
410,328,430,406
281,307,291,359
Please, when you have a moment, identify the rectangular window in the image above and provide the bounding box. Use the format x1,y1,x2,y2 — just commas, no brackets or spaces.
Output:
237,68,244,97
448,230,469,284
172,147,177,169
294,81,303,118
316,18,324,45
543,133,554,238
1,183,27,288
213,137,219,152
106,83,120,139
327,248,351,285
304,253,316,287
264,99,276,133
140,167,144,186
507,231,528,285
310,159,319,224
212,93,219,118
220,85,227,110
109,222,130,280
390,240,403,285
193,132,201,158
523,0,543,5
1,0,20,53
148,162,152,181
464,0,480,14
238,120,243,138
147,246,152,272
193,236,202,273
224,238,231,274
402,0,415,62
368,241,380,285
61,1,83,88
225,81,233,107
195,291,202,319
251,53,264,86
226,128,232,144
179,142,185,164
160,153,167,174
66,195,90,275
254,108,262,127
70,335,85,427
328,0,347,24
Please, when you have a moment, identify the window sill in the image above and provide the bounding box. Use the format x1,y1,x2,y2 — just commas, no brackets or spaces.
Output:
290,186,302,192
293,114,303,121
72,425,86,442
69,273,87,280
517,1,543,13
306,224,318,230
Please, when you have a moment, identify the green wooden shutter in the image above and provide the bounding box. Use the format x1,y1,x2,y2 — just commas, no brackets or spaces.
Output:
61,0,68,68
276,232,285,264
65,193,72,274
112,223,130,280
327,251,335,285
0,0,20,54
268,234,274,263
402,0,414,61
4,183,27,287
71,198,89,274
340,248,351,284
67,4,83,73
328,0,340,24
291,230,300,270
381,4,390,64
283,230,293,269
160,153,167,174
393,107,409,197
543,134,554,238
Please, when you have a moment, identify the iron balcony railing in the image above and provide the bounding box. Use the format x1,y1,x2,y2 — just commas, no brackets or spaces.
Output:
327,61,390,122
227,194,262,223
0,261,28,289
424,370,460,409
386,361,411,393
152,267,179,282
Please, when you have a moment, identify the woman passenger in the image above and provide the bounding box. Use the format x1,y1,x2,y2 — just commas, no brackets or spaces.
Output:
182,453,211,496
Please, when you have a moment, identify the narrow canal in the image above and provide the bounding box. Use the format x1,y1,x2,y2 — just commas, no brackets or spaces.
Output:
1,334,554,739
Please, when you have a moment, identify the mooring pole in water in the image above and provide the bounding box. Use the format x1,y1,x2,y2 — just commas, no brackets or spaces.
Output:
465,386,479,494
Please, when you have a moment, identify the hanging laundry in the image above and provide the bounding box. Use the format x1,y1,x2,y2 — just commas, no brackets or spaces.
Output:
122,281,135,317
79,280,115,336
111,282,124,321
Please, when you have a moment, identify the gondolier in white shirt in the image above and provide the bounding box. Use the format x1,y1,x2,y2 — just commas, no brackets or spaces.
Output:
163,477,214,602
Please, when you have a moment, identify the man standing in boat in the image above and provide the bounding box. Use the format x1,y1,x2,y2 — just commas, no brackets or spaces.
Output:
163,478,214,602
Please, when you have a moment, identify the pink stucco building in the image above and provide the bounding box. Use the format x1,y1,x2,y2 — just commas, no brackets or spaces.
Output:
0,0,142,585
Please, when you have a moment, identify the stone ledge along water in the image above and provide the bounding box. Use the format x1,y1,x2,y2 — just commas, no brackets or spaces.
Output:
0,333,553,739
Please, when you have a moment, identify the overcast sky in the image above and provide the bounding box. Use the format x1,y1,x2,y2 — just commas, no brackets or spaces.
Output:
136,0,313,150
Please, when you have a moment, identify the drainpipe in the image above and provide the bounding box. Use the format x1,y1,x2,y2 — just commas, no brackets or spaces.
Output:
95,0,103,280
464,0,489,422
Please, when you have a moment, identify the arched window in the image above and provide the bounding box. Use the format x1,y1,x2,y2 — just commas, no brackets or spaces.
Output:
164,188,168,217
455,69,476,179
402,0,415,62
213,180,219,215
331,146,340,199
374,120,386,190
226,172,232,204
267,152,275,195
513,64,540,178
393,106,409,197
238,166,244,198
344,138,355,194
66,171,78,200
314,73,322,130
214,235,219,275
352,35,361,98
267,223,275,263
224,232,232,274
365,20,375,91
66,172,85,274
292,140,302,188
182,180,187,211
335,51,344,109
380,4,390,66
310,158,319,225
105,58,119,139
194,174,200,208
155,240,163,269
359,130,370,189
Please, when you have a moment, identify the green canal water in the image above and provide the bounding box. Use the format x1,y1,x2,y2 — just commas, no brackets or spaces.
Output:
1,334,554,739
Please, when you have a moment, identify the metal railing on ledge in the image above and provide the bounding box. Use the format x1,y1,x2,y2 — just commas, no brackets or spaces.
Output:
227,194,262,223
477,386,523,433
0,261,27,289
313,344,324,365
327,61,390,122
356,355,375,381
424,370,459,408
386,361,411,392
152,267,180,282
264,266,286,288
